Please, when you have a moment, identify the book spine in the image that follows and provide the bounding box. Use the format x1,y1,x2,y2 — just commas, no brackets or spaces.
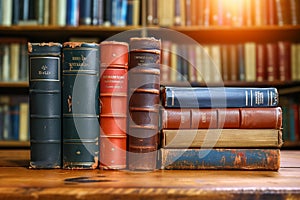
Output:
256,43,267,82
161,86,279,108
66,0,79,26
12,0,19,25
278,41,291,81
2,0,12,26
79,0,92,25
128,37,161,171
28,42,62,169
62,42,99,169
162,107,282,129
266,42,279,81
57,0,67,26
160,149,280,171
162,129,283,148
99,41,128,170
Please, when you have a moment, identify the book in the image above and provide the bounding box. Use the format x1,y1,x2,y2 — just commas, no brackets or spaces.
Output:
28,42,62,169
256,43,267,82
244,42,256,82
57,0,67,26
162,107,282,129
161,86,279,108
1,0,12,26
79,0,92,25
162,129,283,148
278,41,291,81
127,37,161,171
66,0,79,26
266,42,279,82
99,41,128,170
62,42,99,169
160,149,281,171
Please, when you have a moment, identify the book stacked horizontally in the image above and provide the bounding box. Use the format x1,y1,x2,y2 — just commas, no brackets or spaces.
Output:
159,86,283,170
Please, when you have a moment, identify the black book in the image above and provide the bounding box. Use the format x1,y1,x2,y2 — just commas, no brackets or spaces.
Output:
62,42,100,169
28,42,62,169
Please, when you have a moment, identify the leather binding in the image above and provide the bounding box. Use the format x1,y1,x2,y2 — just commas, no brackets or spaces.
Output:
128,37,161,171
99,41,129,170
62,42,99,169
28,42,62,169
161,86,279,108
162,107,282,129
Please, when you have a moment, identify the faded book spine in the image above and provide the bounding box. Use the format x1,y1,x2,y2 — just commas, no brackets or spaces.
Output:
100,41,128,170
162,107,282,129
160,149,280,171
128,37,161,171
28,42,62,169
62,42,99,169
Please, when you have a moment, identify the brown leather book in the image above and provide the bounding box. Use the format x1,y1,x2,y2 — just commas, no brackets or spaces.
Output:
162,107,282,129
256,43,267,82
100,41,129,170
128,37,161,171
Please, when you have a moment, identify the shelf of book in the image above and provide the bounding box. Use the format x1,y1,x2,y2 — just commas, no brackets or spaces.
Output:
0,82,28,88
1,25,300,43
0,141,30,149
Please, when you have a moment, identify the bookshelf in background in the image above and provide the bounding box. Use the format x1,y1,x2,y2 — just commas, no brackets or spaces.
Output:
0,0,300,149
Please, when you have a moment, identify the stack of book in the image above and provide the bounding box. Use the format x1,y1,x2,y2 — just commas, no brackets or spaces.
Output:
159,86,283,170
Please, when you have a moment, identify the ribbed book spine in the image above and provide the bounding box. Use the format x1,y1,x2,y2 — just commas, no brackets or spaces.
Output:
99,41,128,170
62,42,99,169
128,37,161,171
28,42,62,169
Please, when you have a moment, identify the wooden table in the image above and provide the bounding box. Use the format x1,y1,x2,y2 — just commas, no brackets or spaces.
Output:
0,150,299,199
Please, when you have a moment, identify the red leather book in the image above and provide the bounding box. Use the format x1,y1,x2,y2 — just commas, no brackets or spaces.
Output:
278,41,291,81
256,43,267,82
128,37,161,171
162,107,282,129
266,43,279,82
99,41,129,170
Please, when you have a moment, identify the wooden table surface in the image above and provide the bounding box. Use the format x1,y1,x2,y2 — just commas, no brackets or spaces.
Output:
0,149,299,200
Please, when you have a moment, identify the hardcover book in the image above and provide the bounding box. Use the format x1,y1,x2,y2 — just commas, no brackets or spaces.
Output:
62,42,99,169
28,42,62,169
162,107,282,129
162,129,283,148
160,148,281,171
127,37,161,171
99,41,129,170
161,86,279,108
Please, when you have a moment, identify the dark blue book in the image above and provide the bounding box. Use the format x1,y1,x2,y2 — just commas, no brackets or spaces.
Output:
62,42,100,169
160,149,280,171
79,0,92,25
126,0,133,25
103,0,112,26
0,105,3,140
10,104,19,140
92,0,103,25
12,0,19,24
66,0,79,26
28,42,62,169
161,86,279,108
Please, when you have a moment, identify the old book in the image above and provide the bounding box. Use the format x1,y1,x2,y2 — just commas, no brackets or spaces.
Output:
278,41,291,81
57,0,67,26
237,43,245,81
244,42,256,82
28,42,62,169
275,0,291,25
221,44,230,81
256,43,267,82
229,44,238,81
266,42,279,82
161,86,279,108
162,107,282,129
160,40,171,83
290,0,300,25
79,0,92,25
10,42,20,81
162,129,283,148
62,42,99,169
160,148,281,171
267,0,277,25
99,41,129,170
128,37,161,171
1,0,12,26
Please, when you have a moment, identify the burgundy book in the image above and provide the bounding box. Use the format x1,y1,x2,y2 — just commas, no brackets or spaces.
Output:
128,37,161,171
266,42,279,82
100,41,129,170
278,41,291,81
162,107,282,129
267,0,277,25
256,43,267,82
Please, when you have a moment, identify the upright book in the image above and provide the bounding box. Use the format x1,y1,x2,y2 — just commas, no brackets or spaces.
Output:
62,42,99,169
127,37,161,171
161,86,279,108
28,42,62,169
100,41,129,170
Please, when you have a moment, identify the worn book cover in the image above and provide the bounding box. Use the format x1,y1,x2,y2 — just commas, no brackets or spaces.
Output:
100,41,128,170
62,42,99,169
28,42,62,169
